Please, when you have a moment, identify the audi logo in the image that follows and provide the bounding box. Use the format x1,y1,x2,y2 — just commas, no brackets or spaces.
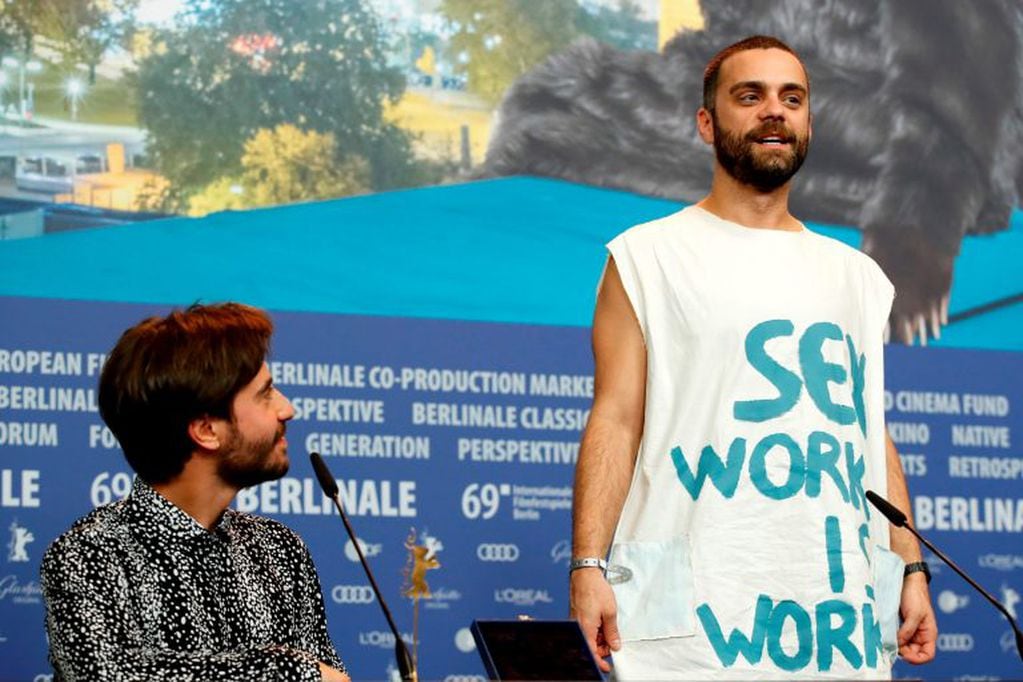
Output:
937,633,975,652
477,543,520,562
331,585,375,604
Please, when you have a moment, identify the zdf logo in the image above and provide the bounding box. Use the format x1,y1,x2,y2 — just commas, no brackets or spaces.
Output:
937,633,974,652
345,537,382,562
477,543,520,562
331,584,375,605
938,590,969,614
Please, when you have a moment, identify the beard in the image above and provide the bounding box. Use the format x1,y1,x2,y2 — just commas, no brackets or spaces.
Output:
712,115,809,191
217,423,289,489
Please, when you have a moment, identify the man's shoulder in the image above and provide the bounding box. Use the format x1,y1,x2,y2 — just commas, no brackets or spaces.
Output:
224,509,307,548
42,502,129,572
805,229,891,281
610,205,696,244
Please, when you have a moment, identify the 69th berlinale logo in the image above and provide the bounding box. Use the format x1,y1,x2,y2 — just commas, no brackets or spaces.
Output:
476,543,520,562
7,520,33,563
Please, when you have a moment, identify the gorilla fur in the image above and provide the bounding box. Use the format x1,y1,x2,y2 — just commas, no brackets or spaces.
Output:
482,0,1023,344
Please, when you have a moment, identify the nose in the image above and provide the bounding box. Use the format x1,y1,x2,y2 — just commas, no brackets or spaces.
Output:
759,92,786,120
276,391,295,421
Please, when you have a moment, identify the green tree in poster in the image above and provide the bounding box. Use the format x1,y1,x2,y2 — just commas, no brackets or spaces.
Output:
240,124,369,206
0,0,34,60
440,0,580,103
188,124,369,215
29,0,139,83
440,0,655,103
135,0,417,209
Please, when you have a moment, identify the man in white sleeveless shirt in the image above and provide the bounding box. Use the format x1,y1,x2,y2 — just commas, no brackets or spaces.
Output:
569,36,937,679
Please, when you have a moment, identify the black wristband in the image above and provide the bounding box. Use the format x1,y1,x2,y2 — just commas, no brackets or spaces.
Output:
904,561,931,584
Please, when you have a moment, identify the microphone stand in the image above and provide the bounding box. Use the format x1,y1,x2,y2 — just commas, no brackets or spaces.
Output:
866,490,1023,663
311,452,417,681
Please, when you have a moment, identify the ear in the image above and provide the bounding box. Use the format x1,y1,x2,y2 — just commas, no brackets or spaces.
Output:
697,107,714,145
187,415,223,453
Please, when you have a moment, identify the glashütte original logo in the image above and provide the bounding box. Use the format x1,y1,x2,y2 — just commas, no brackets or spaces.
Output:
494,587,553,606
0,575,42,604
550,539,571,565
423,586,462,610
477,543,520,562
7,520,33,563
1001,630,1017,655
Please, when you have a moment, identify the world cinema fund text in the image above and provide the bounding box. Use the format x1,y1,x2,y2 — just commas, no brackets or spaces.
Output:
671,320,895,672
884,382,1022,533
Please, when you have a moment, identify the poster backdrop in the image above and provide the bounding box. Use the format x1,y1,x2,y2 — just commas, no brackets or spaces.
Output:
0,297,1020,681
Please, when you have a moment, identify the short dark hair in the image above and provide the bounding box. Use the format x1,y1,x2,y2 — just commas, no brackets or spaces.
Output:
98,302,273,484
703,35,804,111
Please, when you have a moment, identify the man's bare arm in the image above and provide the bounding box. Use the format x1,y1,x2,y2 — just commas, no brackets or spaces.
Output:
570,257,647,672
885,431,937,664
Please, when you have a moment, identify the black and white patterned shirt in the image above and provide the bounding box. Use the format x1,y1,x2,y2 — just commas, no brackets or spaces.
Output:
41,477,343,681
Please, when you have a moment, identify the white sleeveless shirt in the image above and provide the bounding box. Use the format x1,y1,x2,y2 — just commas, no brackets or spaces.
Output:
605,206,902,679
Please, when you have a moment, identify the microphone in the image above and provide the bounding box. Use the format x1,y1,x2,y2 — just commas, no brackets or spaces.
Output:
311,452,417,681
866,490,1023,662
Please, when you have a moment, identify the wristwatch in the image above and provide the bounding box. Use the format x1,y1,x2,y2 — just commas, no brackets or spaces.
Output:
904,561,931,583
569,557,607,573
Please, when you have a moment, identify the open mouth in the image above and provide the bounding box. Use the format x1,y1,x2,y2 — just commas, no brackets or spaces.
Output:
756,136,790,146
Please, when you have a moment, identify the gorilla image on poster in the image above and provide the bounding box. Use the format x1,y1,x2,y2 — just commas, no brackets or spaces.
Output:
482,0,1022,345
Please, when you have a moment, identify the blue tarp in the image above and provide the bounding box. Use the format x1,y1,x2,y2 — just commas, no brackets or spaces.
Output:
0,177,1019,349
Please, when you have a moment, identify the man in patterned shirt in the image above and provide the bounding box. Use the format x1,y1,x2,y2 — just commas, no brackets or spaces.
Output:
41,303,350,682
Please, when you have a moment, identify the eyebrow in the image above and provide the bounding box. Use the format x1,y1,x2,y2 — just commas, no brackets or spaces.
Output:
729,80,808,96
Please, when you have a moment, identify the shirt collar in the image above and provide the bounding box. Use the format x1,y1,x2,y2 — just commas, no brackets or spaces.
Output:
124,477,235,541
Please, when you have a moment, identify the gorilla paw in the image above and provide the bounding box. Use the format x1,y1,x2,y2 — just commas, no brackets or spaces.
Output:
862,231,955,347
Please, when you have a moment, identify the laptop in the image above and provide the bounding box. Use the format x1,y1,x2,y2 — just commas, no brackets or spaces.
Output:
471,619,604,681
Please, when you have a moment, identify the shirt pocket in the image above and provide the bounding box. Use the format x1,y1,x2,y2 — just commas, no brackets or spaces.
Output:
871,544,905,665
608,534,696,641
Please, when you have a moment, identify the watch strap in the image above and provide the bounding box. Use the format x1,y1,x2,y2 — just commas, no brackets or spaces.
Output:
569,557,607,573
904,561,931,583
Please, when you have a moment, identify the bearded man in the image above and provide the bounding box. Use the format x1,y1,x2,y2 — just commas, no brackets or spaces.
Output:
41,303,350,682
569,36,936,679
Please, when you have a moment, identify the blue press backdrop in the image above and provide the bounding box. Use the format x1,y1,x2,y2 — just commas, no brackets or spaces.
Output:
0,178,1021,680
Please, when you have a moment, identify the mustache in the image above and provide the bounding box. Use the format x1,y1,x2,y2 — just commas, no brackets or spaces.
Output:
746,123,797,143
274,424,286,443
